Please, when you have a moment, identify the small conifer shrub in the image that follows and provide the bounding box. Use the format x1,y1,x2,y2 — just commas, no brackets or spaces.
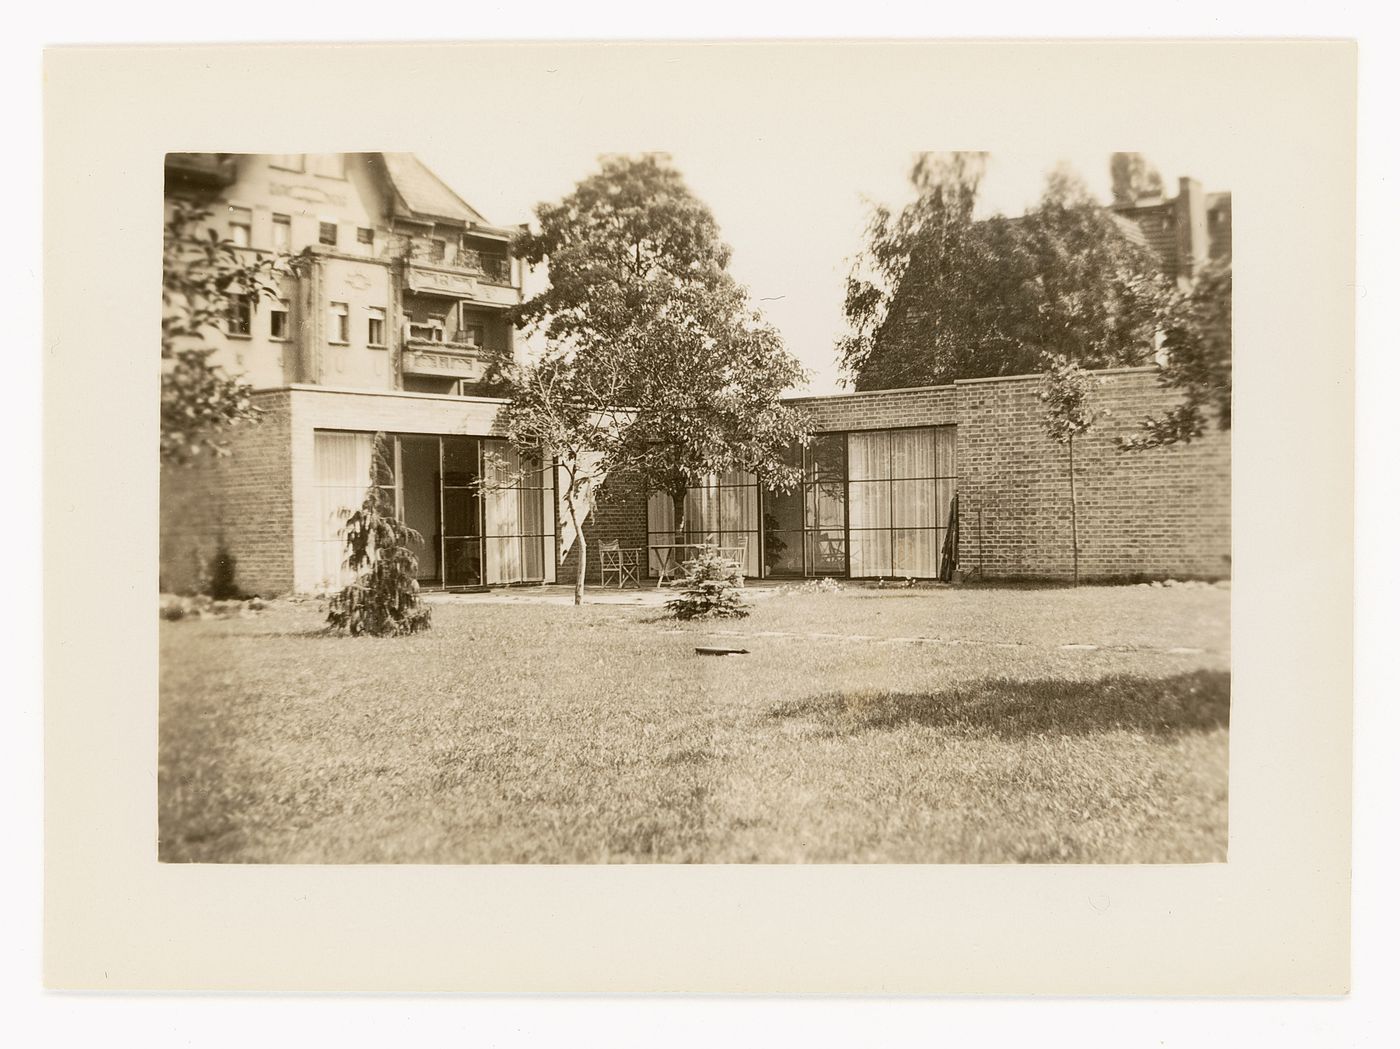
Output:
326,436,432,637
665,549,751,620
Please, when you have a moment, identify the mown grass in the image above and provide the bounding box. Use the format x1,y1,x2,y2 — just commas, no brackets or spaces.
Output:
159,585,1229,864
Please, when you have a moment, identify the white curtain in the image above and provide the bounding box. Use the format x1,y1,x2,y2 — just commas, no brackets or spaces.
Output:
314,431,375,589
646,474,760,576
484,445,522,584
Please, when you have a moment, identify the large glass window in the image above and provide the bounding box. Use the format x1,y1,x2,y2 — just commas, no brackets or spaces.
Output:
646,470,760,576
761,435,847,578
312,431,556,590
847,426,956,578
482,441,557,585
313,432,391,589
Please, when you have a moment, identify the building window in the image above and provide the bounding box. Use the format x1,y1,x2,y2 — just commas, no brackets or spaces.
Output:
270,299,290,340
481,441,556,585
318,221,338,246
313,432,392,589
272,213,292,252
647,471,761,578
846,426,957,579
228,206,252,248
269,154,305,172
225,293,252,337
307,154,346,179
313,432,556,590
366,307,386,347
329,301,349,343
429,238,446,262
457,323,484,348
356,227,374,246
759,435,847,578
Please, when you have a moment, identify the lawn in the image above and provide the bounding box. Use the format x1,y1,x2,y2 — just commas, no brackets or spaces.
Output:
159,583,1230,864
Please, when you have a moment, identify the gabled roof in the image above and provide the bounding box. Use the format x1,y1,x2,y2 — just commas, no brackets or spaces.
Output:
379,152,490,226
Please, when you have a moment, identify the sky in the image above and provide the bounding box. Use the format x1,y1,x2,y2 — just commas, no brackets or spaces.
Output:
414,47,1239,397
427,144,1233,396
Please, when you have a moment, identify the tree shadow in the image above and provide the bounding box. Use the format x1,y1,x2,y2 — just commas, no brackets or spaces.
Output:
767,670,1229,740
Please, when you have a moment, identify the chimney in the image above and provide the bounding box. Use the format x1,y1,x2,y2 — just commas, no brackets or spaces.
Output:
1173,176,1208,284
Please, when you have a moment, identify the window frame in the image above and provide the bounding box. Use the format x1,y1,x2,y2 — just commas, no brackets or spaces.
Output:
318,220,338,247
269,298,291,341
366,306,386,348
308,154,347,180
328,301,350,345
227,205,253,248
271,213,292,252
224,292,253,338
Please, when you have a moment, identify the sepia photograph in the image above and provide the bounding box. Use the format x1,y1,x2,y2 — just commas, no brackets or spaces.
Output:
157,142,1231,865
39,35,1358,998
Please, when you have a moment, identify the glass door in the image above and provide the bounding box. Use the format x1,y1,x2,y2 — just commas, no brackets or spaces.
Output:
440,435,482,587
761,435,847,577
397,435,442,584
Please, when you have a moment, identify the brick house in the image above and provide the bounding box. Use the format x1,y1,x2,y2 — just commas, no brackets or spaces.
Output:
161,153,1230,596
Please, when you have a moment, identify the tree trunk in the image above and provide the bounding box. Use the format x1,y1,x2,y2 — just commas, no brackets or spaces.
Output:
565,495,586,607
575,525,586,606
670,488,688,546
1068,435,1080,587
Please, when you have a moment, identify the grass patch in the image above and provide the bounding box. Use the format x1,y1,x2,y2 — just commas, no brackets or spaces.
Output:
159,586,1229,864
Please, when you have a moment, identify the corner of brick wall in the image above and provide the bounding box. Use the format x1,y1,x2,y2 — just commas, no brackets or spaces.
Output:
159,390,296,596
952,371,1231,582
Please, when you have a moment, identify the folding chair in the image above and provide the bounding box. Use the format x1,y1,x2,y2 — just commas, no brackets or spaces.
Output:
599,540,643,589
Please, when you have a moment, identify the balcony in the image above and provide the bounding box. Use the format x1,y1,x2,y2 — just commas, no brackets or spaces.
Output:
403,257,521,308
164,153,239,189
401,329,490,382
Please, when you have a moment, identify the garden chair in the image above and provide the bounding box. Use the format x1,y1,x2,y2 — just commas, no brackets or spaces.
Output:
598,540,643,589
714,537,748,575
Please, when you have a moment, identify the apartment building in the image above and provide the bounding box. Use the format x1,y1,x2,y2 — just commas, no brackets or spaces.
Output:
162,152,554,594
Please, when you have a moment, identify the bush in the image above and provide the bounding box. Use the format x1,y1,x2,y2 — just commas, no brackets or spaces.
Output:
326,436,432,637
208,541,241,600
665,550,751,620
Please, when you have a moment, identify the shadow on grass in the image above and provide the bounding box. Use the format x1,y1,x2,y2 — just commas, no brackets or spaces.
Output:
768,670,1229,740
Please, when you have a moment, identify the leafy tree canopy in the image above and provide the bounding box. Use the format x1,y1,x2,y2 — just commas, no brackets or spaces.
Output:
839,153,1176,391
1119,256,1232,449
1110,151,1166,206
511,154,809,530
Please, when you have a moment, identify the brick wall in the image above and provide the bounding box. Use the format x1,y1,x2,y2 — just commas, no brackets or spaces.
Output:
953,368,1230,581
582,369,1230,584
159,389,295,595
161,370,1230,593
557,467,649,586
